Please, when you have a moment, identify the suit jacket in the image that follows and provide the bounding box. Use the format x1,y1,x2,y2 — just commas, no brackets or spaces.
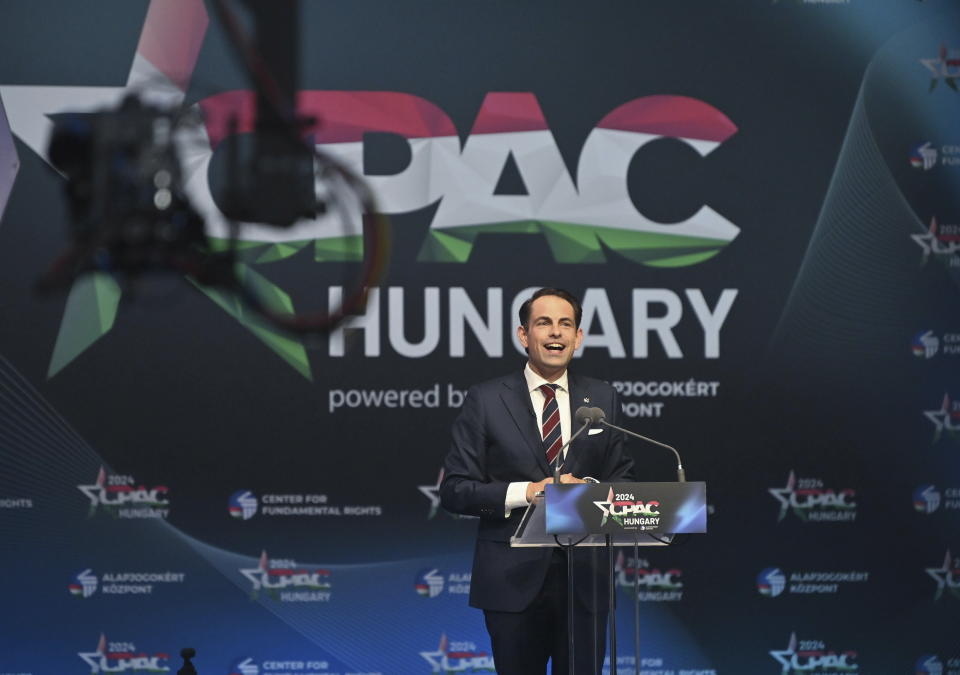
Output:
440,369,634,612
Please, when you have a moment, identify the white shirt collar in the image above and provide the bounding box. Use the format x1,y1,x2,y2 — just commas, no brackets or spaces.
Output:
524,362,569,394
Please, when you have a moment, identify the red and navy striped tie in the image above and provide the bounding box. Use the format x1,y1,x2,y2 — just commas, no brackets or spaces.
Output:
539,384,563,464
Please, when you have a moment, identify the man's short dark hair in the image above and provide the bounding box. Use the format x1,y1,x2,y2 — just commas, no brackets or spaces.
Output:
518,288,582,329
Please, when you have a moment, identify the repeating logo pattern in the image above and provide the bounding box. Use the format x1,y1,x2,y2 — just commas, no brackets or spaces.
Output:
78,634,170,674
768,632,857,674
914,484,960,514
924,394,960,442
239,551,332,602
615,553,684,602
769,472,857,522
77,467,169,519
419,634,494,673
228,490,258,520
926,550,960,601
912,141,939,170
68,569,98,598
921,44,960,92
68,569,185,597
414,568,470,598
912,217,960,267
225,658,338,675
756,567,868,597
915,654,960,675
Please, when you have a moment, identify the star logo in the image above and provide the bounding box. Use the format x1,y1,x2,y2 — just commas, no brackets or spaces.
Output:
924,393,960,442
911,217,960,266
239,550,271,592
769,631,798,672
0,93,18,231
418,468,444,519
418,633,492,673
77,466,108,515
926,550,960,601
419,633,449,671
768,471,796,522
0,1,313,380
0,0,216,378
920,44,960,92
78,633,108,673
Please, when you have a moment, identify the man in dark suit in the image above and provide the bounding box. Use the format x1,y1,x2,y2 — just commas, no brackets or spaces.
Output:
440,287,634,675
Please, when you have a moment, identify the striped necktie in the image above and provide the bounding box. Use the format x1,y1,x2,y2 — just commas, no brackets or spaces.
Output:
539,384,563,464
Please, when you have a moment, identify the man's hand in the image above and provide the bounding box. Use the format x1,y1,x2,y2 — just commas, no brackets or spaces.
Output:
526,474,588,502
526,477,553,502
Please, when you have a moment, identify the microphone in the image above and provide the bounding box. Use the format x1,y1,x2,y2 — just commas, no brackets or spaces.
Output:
591,407,687,482
576,405,602,427
551,406,597,483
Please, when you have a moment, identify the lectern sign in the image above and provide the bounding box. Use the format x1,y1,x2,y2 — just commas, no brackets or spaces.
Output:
544,483,707,535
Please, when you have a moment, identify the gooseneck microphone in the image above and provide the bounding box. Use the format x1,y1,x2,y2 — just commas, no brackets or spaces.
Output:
551,406,599,483
590,407,687,482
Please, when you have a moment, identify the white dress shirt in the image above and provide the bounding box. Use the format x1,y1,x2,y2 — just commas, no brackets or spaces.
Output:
503,363,572,513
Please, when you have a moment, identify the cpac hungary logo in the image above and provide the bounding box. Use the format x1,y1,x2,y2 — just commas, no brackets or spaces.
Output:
912,217,960,267
921,44,960,92
769,632,857,674
420,634,494,674
926,550,960,601
78,466,169,519
69,568,98,598
78,634,170,674
768,471,856,523
594,488,661,529
240,550,332,602
924,394,960,442
0,0,740,379
614,552,683,601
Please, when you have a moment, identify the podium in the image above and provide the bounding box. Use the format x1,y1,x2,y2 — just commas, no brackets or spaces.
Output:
511,482,707,675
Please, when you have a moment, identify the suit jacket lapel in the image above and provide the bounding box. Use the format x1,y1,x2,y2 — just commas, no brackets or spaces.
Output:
563,373,588,476
501,371,552,476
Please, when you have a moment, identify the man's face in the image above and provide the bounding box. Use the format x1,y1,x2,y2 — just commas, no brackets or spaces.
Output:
518,295,583,381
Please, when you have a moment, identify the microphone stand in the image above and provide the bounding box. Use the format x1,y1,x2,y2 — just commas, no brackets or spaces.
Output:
597,418,686,483
552,416,593,484
549,414,591,675
595,410,686,675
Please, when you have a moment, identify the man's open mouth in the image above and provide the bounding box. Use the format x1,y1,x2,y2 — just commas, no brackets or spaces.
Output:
545,343,565,352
